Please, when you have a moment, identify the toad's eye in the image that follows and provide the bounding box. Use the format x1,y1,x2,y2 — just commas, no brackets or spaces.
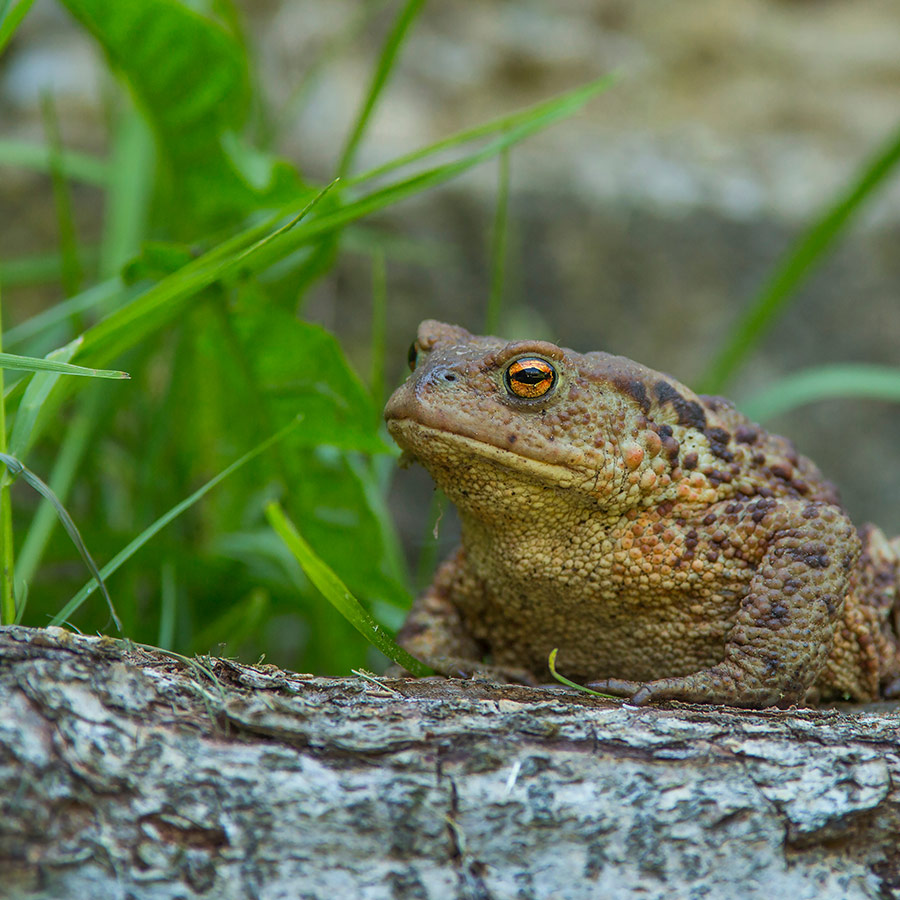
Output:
407,342,418,371
505,357,557,399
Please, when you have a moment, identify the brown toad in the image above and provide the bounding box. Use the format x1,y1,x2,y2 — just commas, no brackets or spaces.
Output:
385,320,900,708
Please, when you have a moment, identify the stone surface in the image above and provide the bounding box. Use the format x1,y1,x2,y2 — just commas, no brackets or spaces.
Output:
2,624,900,899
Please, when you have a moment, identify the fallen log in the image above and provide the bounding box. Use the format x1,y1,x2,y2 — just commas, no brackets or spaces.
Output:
1,624,899,899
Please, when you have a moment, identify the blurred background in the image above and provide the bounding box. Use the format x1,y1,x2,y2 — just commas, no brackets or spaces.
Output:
1,0,899,673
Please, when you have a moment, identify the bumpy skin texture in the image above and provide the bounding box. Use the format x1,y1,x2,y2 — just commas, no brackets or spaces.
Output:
385,321,900,708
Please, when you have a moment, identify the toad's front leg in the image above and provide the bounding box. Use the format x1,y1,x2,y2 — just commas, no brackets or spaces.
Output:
394,548,538,684
589,499,860,708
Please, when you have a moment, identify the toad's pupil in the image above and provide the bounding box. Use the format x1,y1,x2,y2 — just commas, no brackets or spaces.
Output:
514,366,549,384
506,358,556,398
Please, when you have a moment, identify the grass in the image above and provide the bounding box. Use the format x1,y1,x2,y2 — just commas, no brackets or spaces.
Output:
0,0,614,674
1,1,899,677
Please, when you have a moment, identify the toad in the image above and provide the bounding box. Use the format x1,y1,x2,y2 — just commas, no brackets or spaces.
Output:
385,321,900,707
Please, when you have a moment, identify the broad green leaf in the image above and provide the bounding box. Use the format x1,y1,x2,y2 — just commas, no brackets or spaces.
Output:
230,307,384,452
0,0,36,56
59,0,305,230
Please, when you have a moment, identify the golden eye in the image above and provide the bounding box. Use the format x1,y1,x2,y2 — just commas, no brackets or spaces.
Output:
505,357,557,399
407,342,418,371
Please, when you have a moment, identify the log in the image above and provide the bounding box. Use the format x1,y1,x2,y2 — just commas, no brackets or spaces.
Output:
2,624,899,899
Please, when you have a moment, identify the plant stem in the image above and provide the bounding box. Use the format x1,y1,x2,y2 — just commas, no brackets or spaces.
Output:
0,284,17,624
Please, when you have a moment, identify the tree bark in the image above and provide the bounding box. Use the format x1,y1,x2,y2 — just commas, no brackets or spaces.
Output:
2,624,899,900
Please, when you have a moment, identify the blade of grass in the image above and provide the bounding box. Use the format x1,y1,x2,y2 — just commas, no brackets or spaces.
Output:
157,560,176,649
15,387,102,587
190,587,269,657
18,78,612,437
0,287,14,624
76,185,333,365
0,0,36,56
100,106,155,278
337,0,425,177
370,249,387,401
41,93,84,298
0,349,129,379
344,74,616,193
0,140,107,185
223,80,616,286
415,489,446,592
0,247,99,287
265,0,388,148
265,500,431,676
8,339,80,462
700,120,900,393
49,418,301,628
0,450,120,631
2,278,126,350
484,148,510,334
741,364,900,422
547,648,617,699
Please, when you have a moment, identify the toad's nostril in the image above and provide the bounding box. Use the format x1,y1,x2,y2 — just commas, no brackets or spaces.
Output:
442,373,457,382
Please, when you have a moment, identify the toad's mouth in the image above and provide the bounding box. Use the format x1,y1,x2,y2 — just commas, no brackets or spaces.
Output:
386,418,591,489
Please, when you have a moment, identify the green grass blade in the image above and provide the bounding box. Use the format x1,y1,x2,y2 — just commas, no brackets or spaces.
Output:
0,451,120,631
100,107,155,278
0,140,107,185
265,500,431,676
547,648,617,699
0,247,100,287
20,79,611,437
700,121,900,393
484,148,510,333
157,560,176,649
15,388,101,587
229,80,616,281
0,0,36,56
265,0,386,148
8,339,80,462
370,249,387,401
414,490,446,592
337,0,425,177
2,278,126,350
0,349,129,379
344,73,616,193
741,364,900,422
50,418,301,628
41,93,84,298
0,289,14,625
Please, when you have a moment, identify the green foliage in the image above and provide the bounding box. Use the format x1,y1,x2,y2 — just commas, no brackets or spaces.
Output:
266,501,431,677
3,0,896,677
0,0,612,674
700,121,900,394
742,364,900,423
